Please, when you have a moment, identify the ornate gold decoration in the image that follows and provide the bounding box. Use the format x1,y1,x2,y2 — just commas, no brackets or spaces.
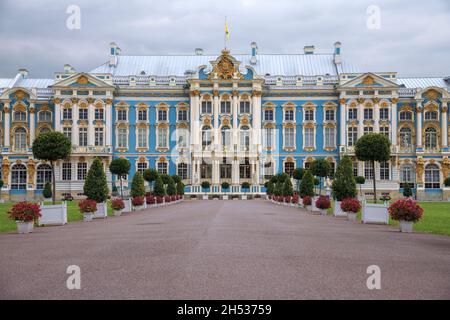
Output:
372,97,380,104
209,49,242,80
416,157,424,184
71,98,79,104
4,106,10,113
232,90,239,97
27,159,35,184
213,90,219,98
400,104,413,112
2,158,10,182
14,90,25,101
76,75,89,85
54,98,61,104
416,106,423,113
391,98,399,104
241,116,249,125
87,97,95,104
158,156,167,162
138,156,147,163
105,98,113,105
425,89,439,101
339,98,346,105
203,116,211,126
442,105,448,113
357,98,365,104
361,76,375,86
251,90,262,97
29,107,35,114
442,157,450,179
189,90,200,97
221,117,230,126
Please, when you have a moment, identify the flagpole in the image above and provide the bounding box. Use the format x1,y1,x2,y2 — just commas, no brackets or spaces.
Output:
224,16,227,49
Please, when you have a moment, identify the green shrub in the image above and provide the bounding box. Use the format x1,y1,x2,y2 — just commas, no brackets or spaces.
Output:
221,182,230,191
154,175,166,197
300,170,314,198
166,177,177,196
403,183,413,198
332,156,357,201
266,181,274,195
109,158,131,198
201,181,211,191
444,177,450,187
130,172,146,198
172,175,182,184
43,182,52,199
176,181,185,195
83,158,109,203
283,179,293,196
160,174,171,185
241,182,250,190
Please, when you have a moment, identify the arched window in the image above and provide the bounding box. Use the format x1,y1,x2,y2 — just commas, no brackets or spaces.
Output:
399,111,412,121
14,111,26,122
399,127,413,149
14,127,27,150
424,127,438,150
36,164,52,189
240,126,250,151
264,162,274,179
425,164,440,189
424,111,438,121
400,164,414,189
201,126,212,148
221,126,231,147
39,111,52,122
284,161,295,176
11,164,27,190
177,163,188,180
39,127,51,136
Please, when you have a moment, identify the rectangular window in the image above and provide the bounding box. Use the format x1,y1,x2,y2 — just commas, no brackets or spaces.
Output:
284,109,294,122
284,127,295,148
201,101,212,114
348,127,358,146
304,110,314,121
95,127,104,146
63,108,72,120
117,109,127,121
178,109,188,121
353,162,358,178
62,163,72,181
158,128,168,148
77,163,87,180
137,127,147,148
364,127,373,135
324,127,336,148
178,163,188,180
220,163,232,179
240,101,250,114
137,109,147,121
221,101,231,114
379,108,389,120
157,162,168,174
79,128,87,146
284,162,295,176
380,161,389,180
137,162,148,175
264,128,274,148
158,110,167,121
177,129,188,148
95,109,104,120
325,109,335,121
364,108,373,120
79,108,88,120
63,127,72,141
304,128,314,148
348,108,357,120
264,109,274,121
380,126,389,138
117,128,127,148
239,159,251,179
364,161,374,180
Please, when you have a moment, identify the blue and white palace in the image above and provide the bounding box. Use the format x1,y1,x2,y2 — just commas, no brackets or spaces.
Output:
0,42,449,201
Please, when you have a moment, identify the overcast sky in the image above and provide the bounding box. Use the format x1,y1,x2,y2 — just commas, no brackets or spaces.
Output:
0,0,449,79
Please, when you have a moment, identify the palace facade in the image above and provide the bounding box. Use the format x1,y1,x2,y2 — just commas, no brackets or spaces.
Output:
1,42,449,201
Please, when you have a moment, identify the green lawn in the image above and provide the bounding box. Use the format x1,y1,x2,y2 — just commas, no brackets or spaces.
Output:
0,200,113,233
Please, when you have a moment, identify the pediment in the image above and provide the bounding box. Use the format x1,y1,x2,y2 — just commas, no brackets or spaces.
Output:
341,73,399,89
52,72,114,88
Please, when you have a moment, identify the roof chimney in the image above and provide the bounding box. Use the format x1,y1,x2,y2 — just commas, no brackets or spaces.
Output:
304,45,315,54
109,42,120,67
64,64,75,73
195,48,204,55
250,42,258,65
334,41,342,64
18,68,28,78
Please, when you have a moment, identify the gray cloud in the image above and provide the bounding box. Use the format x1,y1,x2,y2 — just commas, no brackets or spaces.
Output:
0,0,449,78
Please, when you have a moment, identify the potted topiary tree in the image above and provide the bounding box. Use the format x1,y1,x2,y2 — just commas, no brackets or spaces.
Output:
78,199,97,222
221,182,230,200
43,182,52,202
340,198,361,222
130,172,146,210
176,181,185,201
109,158,131,199
388,198,424,233
403,183,413,198
309,159,330,196
300,170,314,209
241,182,250,200
84,158,109,218
0,179,3,203
355,176,365,201
292,168,304,194
143,168,159,192
283,179,294,206
332,156,357,217
111,198,125,217
8,202,41,233
154,175,166,205
166,176,177,204
315,196,331,216
201,181,210,200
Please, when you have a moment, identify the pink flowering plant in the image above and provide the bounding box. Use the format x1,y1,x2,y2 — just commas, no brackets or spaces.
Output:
388,198,424,222
340,198,361,213
302,195,312,206
132,196,144,206
78,199,97,213
111,198,125,211
315,195,331,210
8,202,41,222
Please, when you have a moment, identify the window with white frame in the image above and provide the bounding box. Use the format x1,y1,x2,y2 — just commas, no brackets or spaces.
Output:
38,111,52,122
364,161,374,180
14,127,27,149
202,126,212,149
284,109,294,122
137,127,147,148
348,127,358,146
79,108,88,120
324,127,336,148
220,101,231,114
353,161,358,177
77,162,87,180
425,164,440,189
303,127,314,148
364,108,373,120
94,127,104,146
95,108,104,120
11,164,27,190
380,126,389,138
117,127,127,148
62,162,72,181
63,108,72,120
157,127,168,148
137,162,148,175
284,127,295,148
178,109,188,121
264,128,274,149
325,109,335,121
400,127,413,149
201,101,212,114
264,109,274,121
36,164,52,189
284,162,295,176
157,162,168,174
424,111,438,121
137,109,147,121
304,109,314,121
177,128,189,148
348,108,357,120
425,127,438,149
158,109,167,121
178,163,188,180
400,164,414,188
240,101,250,114
221,126,231,147
117,109,127,121
79,128,87,146
264,162,274,179
14,111,27,122
380,161,390,180
240,126,250,151
399,111,412,121
379,108,389,120
364,127,373,135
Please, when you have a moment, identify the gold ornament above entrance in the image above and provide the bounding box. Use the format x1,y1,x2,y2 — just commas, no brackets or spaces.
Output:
208,49,243,80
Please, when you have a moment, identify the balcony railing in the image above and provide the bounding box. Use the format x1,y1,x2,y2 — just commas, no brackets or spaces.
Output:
72,146,112,154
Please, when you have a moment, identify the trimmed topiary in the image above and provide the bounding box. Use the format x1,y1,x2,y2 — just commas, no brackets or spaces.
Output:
83,158,109,203
43,182,52,199
130,172,146,198
266,181,274,195
282,178,294,196
176,181,185,196
403,183,413,198
444,177,450,187
221,182,230,192
241,182,250,192
300,170,314,198
166,176,177,196
309,159,331,195
332,156,357,201
153,175,166,197
109,158,131,199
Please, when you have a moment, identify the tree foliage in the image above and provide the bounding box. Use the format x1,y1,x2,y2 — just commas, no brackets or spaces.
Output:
176,181,185,195
403,183,413,198
292,168,305,181
83,158,109,203
300,170,314,198
130,172,146,198
166,176,177,196
171,174,182,184
143,168,158,183
283,179,294,196
43,182,52,199
266,181,274,195
332,156,357,201
309,159,331,178
160,174,171,185
274,181,283,196
109,158,131,199
154,175,166,197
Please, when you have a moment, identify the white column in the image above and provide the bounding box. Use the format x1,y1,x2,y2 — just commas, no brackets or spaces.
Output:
105,99,112,147
252,90,262,153
339,99,346,146
87,101,94,146
29,103,36,144
212,159,219,185
213,90,219,148
357,100,364,138
190,90,200,149
232,158,239,185
254,159,260,186
374,100,380,133
4,102,11,148
71,99,78,146
416,103,422,148
391,98,398,145
232,90,238,145
54,98,61,132
442,103,448,148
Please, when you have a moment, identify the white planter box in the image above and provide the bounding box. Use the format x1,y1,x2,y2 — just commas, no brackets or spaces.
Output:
93,202,108,219
311,197,320,212
399,220,413,233
83,213,93,222
320,209,328,216
16,221,34,233
202,195,209,200
347,212,357,222
222,195,229,200
113,210,122,217
133,205,144,211
333,201,347,217
39,202,67,226
362,203,389,224
123,199,132,212
241,195,248,200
